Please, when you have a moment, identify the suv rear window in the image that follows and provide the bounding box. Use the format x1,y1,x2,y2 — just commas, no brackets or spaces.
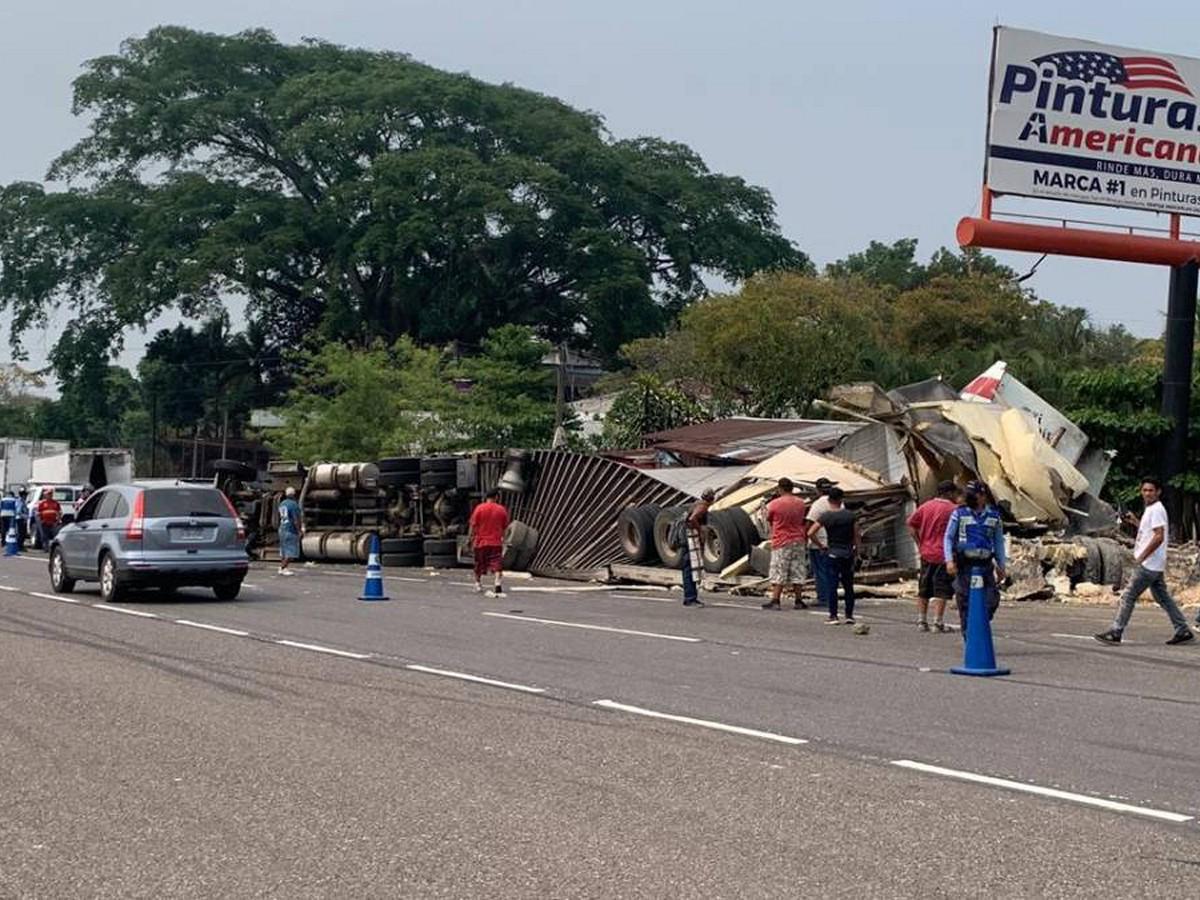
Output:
143,488,232,518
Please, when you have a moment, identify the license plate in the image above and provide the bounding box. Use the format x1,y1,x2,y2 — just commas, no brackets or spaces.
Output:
175,526,210,542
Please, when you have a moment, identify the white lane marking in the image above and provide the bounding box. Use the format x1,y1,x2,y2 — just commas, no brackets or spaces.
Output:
92,604,159,619
0,585,18,591
610,593,676,604
390,576,426,583
175,619,251,637
30,591,80,604
512,585,614,593
274,639,370,660
1053,633,1137,644
891,760,1192,823
483,611,701,643
593,700,808,745
405,664,545,694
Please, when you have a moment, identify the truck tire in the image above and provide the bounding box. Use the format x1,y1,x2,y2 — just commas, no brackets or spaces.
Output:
701,510,746,573
749,543,772,577
618,505,660,563
653,506,688,570
725,507,759,560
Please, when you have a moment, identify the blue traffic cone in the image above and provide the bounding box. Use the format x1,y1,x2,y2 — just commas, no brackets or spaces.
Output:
358,533,390,601
4,523,18,557
951,565,1009,677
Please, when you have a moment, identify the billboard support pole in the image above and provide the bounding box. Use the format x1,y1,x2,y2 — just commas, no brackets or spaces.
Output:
1161,261,1197,516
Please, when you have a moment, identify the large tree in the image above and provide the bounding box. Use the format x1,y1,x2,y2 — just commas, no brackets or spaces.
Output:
0,27,804,369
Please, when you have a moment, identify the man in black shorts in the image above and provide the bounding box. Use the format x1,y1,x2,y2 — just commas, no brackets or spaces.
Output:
906,481,959,632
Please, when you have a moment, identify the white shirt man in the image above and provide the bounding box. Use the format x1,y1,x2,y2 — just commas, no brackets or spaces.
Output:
1095,479,1193,646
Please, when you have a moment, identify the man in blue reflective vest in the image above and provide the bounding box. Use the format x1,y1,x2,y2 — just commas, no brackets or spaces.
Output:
943,480,1006,637
0,491,17,545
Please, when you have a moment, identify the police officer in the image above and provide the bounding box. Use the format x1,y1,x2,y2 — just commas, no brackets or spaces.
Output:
14,489,28,549
943,480,1006,637
0,490,16,545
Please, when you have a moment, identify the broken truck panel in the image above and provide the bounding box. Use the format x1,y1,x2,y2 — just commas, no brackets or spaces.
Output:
937,402,1089,526
960,361,1089,465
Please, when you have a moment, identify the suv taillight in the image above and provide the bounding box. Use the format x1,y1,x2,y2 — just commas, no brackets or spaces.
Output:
220,492,246,542
126,491,145,540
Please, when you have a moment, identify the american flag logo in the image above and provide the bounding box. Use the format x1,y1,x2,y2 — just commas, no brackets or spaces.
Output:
1033,51,1193,97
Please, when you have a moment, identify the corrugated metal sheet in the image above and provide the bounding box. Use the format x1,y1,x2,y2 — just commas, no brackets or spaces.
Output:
639,466,754,496
485,451,691,574
644,417,861,463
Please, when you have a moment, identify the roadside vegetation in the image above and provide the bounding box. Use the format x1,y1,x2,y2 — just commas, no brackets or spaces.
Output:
0,28,1194,509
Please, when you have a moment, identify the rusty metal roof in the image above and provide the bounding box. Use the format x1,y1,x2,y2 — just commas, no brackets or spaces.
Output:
644,417,862,463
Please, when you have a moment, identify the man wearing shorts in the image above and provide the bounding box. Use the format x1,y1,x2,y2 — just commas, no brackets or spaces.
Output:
907,480,959,632
469,488,510,598
762,478,808,610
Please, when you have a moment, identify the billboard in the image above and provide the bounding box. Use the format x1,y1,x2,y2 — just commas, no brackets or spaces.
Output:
987,27,1200,216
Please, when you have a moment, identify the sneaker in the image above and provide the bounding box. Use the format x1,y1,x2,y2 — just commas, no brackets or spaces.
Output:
279,568,296,577
1165,630,1195,646
1093,630,1121,645
277,567,286,576
793,599,809,610
683,599,705,607
484,589,502,599
844,618,856,626
933,622,948,633
824,617,842,625
917,621,930,632
761,600,781,610
473,582,483,593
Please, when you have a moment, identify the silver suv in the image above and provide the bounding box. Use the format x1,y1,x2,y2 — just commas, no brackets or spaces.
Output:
48,482,249,602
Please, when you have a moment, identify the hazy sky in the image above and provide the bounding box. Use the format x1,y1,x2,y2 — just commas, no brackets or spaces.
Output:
1,0,1192,377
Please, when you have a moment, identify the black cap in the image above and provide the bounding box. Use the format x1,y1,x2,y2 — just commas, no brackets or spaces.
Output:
937,480,958,495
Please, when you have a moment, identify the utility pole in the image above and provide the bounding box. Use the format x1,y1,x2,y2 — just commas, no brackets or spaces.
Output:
552,340,567,448
150,390,158,477
1160,261,1197,525
221,406,229,460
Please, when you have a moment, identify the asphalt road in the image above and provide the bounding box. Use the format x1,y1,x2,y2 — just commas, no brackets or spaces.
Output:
1,551,1199,897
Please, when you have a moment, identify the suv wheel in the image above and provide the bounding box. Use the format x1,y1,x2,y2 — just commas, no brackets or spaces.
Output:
49,548,76,593
212,581,242,601
98,554,125,604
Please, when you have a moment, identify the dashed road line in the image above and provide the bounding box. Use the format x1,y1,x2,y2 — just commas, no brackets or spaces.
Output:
593,699,808,745
30,591,80,604
274,639,371,660
483,611,701,643
93,604,160,619
175,619,251,637
890,759,1192,823
405,664,546,694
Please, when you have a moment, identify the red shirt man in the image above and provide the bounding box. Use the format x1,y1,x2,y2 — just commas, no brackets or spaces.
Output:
906,480,960,632
469,489,510,597
36,491,62,526
762,477,809,611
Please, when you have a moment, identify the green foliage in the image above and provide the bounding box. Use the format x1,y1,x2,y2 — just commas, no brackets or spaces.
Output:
453,325,556,448
136,315,280,440
268,326,557,460
0,26,804,380
598,375,705,449
0,366,48,436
